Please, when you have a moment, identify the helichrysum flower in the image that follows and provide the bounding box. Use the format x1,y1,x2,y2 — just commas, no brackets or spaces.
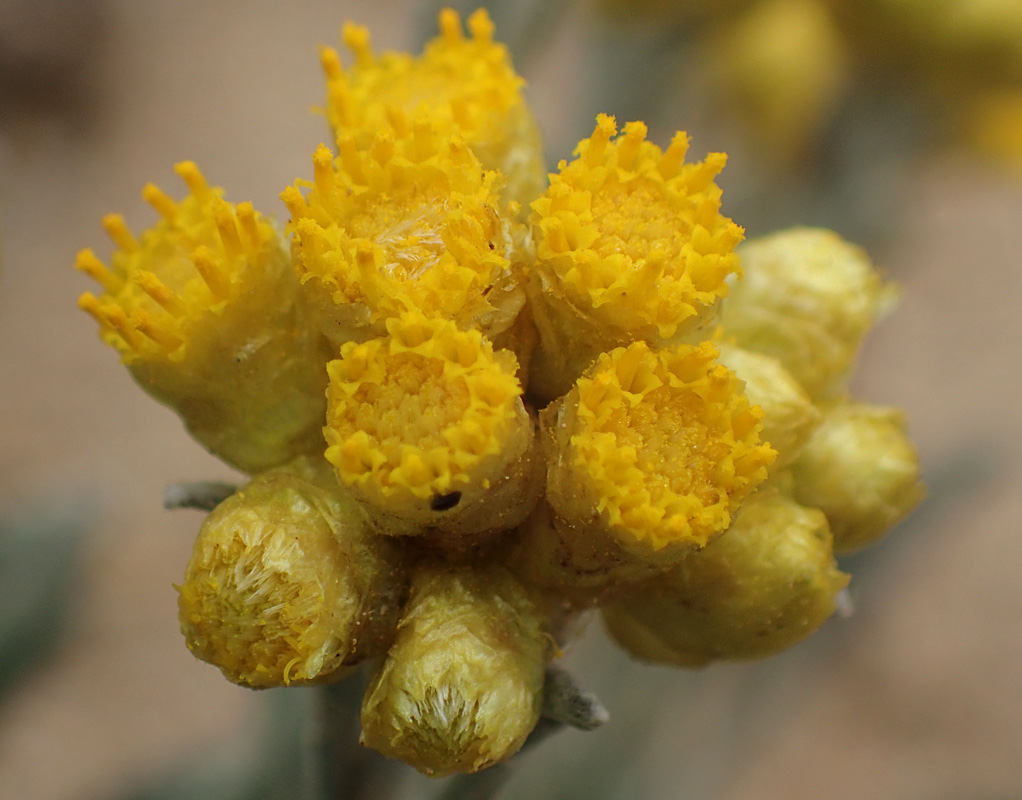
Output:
319,7,546,207
519,340,775,593
77,162,330,473
323,312,540,540
602,489,849,665
719,227,898,399
360,563,549,777
791,399,925,552
177,456,406,689
284,123,528,350
716,343,820,469
527,114,744,401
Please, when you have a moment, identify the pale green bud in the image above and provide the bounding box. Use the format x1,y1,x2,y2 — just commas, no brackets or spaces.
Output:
717,343,821,469
720,228,898,398
791,399,925,552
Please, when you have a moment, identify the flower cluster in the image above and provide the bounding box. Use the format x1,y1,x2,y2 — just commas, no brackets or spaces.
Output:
76,8,922,777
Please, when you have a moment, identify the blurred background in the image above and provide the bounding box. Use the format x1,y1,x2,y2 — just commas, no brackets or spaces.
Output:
1,1,1020,798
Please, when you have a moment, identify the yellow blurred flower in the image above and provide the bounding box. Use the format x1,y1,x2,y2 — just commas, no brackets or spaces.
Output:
719,227,898,399
791,399,925,552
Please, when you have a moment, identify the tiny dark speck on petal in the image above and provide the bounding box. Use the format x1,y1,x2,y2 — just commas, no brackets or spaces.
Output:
430,491,462,511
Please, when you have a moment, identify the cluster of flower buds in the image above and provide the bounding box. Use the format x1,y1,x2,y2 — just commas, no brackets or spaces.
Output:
76,8,922,777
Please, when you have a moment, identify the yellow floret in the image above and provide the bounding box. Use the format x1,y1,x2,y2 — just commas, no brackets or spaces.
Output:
285,125,526,347
77,162,281,363
324,313,538,539
320,7,546,206
527,114,744,400
77,163,330,473
543,340,775,579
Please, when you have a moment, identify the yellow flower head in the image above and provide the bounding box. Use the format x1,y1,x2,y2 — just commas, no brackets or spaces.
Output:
77,162,286,364
320,7,545,205
530,114,743,344
546,340,775,561
285,125,525,346
324,313,534,536
177,457,405,689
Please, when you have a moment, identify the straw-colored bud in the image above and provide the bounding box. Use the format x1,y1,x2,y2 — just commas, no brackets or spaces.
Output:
76,163,330,473
791,399,925,552
526,114,743,401
177,456,406,688
719,227,898,399
602,489,849,665
716,343,820,469
323,312,541,541
360,564,549,776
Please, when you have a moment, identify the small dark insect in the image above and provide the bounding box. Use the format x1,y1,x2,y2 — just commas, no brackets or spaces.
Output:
430,491,462,511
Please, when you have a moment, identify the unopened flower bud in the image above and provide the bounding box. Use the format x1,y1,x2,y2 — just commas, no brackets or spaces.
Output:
526,114,744,401
716,343,820,468
791,399,925,552
324,313,541,541
602,489,849,665
360,564,549,776
76,163,330,473
177,456,406,688
719,227,898,398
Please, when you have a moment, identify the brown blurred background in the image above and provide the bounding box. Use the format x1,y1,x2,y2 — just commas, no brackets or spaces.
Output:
1,2,1020,799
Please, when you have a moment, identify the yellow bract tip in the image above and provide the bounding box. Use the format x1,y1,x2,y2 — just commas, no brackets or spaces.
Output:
342,21,374,66
174,161,209,195
467,8,495,43
439,7,464,41
101,213,137,252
